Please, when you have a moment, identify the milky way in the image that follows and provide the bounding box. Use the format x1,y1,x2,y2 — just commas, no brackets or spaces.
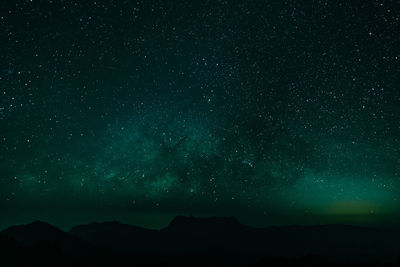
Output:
1,0,399,229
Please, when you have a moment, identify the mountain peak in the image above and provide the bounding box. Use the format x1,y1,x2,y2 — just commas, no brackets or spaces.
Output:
1,220,67,245
4,220,61,232
27,220,55,227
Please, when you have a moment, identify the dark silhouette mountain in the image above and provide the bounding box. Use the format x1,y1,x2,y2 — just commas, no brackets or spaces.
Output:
0,222,87,267
0,234,21,264
1,216,400,266
158,216,256,265
69,220,159,252
164,215,246,232
251,224,400,262
162,215,251,243
0,220,97,265
1,220,70,245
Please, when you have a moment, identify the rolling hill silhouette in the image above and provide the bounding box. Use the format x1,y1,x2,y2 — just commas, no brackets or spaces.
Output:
1,216,399,266
2,220,69,245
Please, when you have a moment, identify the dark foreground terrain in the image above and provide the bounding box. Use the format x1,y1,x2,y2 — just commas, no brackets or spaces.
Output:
0,216,399,266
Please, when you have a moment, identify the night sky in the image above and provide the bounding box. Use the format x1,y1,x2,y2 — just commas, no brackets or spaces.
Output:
1,0,400,230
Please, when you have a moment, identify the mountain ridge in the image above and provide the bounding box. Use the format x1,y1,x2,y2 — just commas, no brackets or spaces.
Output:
1,215,399,266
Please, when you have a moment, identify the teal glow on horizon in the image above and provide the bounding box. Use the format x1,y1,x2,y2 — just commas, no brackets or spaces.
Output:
1,0,399,229
279,171,399,216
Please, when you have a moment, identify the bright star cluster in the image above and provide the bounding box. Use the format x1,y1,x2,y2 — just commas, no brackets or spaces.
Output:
0,0,399,229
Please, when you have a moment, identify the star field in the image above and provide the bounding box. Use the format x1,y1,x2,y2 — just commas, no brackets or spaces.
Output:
1,0,400,229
